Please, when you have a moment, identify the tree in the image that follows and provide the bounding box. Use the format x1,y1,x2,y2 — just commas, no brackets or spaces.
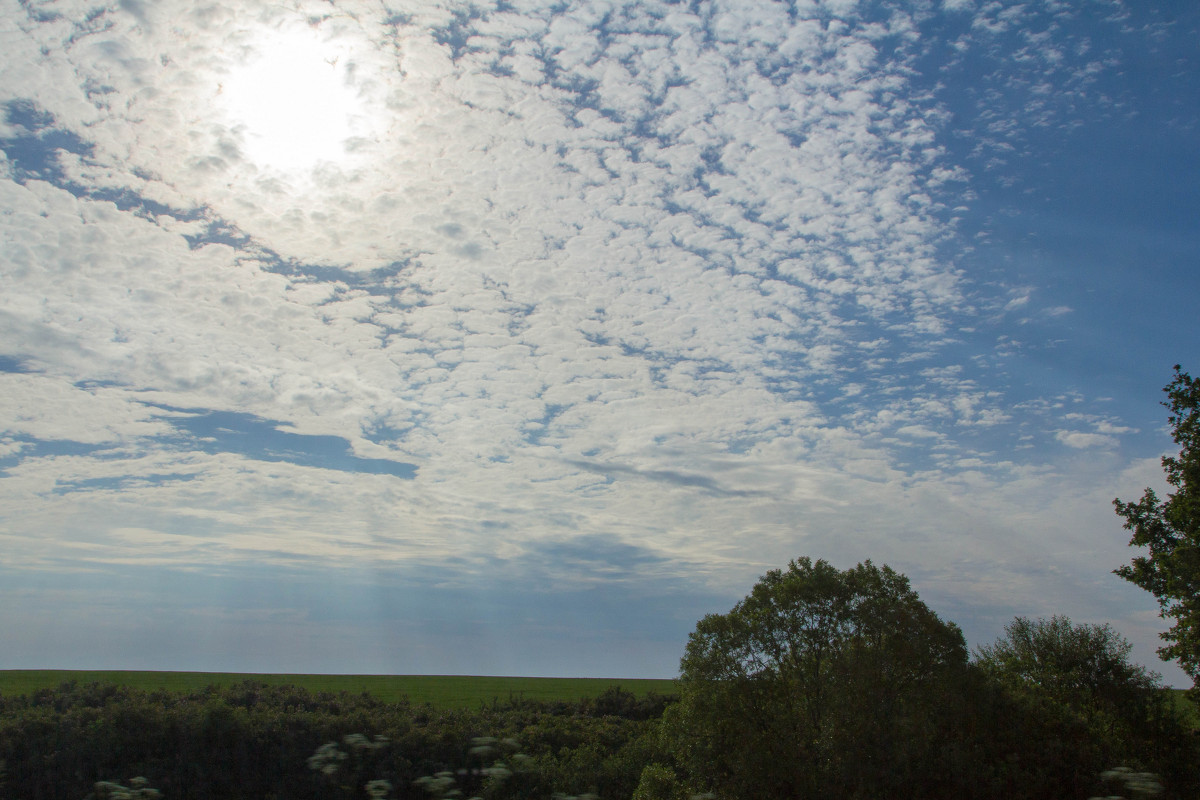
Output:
1113,365,1200,692
973,616,1196,798
667,558,968,799
974,616,1162,738
975,616,1158,700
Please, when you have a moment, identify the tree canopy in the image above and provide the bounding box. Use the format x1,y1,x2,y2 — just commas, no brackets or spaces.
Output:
669,558,967,799
1114,365,1200,692
972,615,1197,797
974,616,1164,741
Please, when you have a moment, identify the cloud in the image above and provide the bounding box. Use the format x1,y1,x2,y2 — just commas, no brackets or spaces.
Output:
0,0,1192,684
566,458,771,498
1056,430,1117,450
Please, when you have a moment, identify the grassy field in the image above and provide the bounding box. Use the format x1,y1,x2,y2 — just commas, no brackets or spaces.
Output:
0,670,677,709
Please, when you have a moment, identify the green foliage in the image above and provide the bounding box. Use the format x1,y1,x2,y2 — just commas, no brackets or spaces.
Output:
87,776,162,800
0,680,668,800
665,560,1200,799
409,736,527,799
1167,688,1198,728
0,671,676,709
670,558,968,799
974,615,1161,728
1114,365,1200,691
973,617,1197,799
630,763,684,800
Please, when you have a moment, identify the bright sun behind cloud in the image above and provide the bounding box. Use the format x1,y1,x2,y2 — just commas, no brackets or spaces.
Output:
218,25,368,174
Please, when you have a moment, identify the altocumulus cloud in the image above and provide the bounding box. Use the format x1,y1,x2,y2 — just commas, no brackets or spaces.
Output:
0,0,1196,681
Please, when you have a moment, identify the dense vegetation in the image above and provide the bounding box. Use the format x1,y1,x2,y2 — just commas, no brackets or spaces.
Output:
0,673,676,710
656,560,1198,800
0,604,1195,800
0,681,673,800
0,610,1196,800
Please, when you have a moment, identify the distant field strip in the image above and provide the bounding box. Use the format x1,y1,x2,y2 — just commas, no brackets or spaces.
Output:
0,671,677,708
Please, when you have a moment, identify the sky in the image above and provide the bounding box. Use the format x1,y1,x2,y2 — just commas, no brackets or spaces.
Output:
0,0,1197,683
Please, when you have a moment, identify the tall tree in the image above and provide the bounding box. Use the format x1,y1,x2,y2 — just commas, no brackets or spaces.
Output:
1114,365,1200,692
667,558,967,799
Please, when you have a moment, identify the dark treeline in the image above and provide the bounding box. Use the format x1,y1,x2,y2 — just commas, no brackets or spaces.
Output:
0,664,1194,800
659,558,1200,800
0,680,671,800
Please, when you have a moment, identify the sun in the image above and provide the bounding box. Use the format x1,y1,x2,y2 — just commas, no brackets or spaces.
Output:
218,24,372,174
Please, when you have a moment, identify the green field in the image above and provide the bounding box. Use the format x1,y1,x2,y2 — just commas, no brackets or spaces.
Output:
0,670,677,709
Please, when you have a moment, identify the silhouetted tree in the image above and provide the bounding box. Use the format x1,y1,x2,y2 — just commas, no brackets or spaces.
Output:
1114,365,1200,693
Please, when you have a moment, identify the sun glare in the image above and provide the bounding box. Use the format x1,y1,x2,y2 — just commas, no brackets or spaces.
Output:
219,26,368,174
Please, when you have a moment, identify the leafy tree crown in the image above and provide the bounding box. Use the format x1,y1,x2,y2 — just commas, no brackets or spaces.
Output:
1114,365,1200,690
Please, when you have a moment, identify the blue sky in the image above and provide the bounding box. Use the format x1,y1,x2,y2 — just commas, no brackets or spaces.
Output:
0,0,1197,683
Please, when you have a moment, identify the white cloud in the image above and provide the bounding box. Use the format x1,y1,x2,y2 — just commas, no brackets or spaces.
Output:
0,0,1190,684
1055,430,1117,449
